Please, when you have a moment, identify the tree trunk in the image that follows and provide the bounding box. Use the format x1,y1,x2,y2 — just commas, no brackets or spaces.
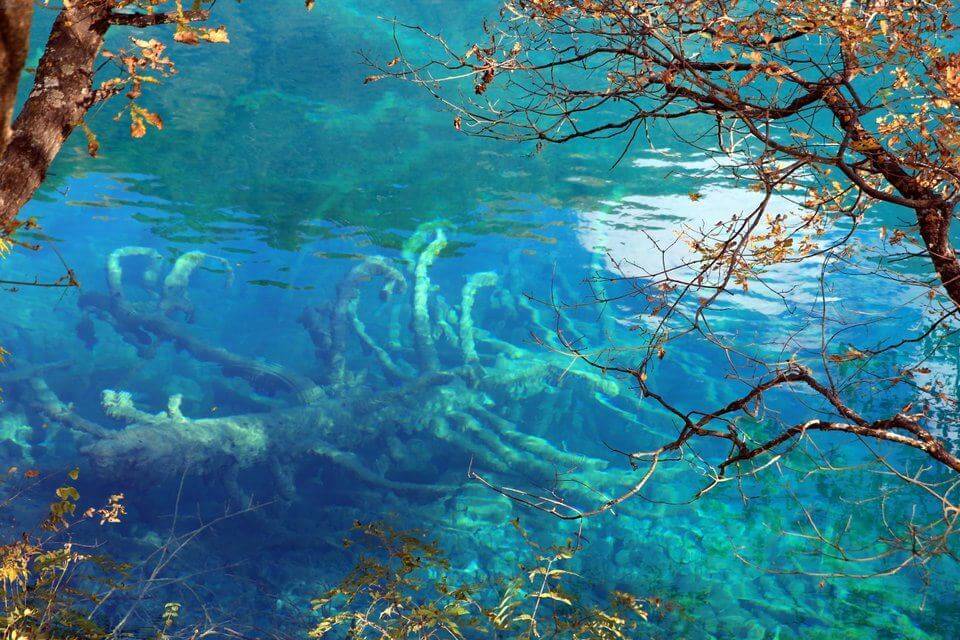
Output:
0,0,111,234
822,89,960,310
0,0,33,155
915,204,960,305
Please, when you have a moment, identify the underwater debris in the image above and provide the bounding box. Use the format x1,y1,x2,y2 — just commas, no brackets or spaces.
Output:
460,271,498,363
3,225,661,522
81,247,323,403
160,250,235,319
412,228,447,371
106,246,163,298
329,256,409,384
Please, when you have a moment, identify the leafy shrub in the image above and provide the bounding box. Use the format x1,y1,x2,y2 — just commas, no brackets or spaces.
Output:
311,520,651,640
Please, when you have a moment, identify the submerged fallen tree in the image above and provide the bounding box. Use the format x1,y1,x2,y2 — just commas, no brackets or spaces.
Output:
3,225,640,512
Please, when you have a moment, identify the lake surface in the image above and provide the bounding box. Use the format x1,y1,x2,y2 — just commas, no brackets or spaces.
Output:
2,2,958,638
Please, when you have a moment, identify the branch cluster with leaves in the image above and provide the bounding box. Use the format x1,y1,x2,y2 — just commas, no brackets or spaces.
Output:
311,520,651,640
0,0,236,238
372,0,960,579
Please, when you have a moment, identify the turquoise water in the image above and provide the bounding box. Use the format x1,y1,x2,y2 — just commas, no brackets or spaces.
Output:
2,2,959,637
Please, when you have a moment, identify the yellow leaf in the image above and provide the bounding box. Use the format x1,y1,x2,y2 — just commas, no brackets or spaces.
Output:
141,110,163,130
445,604,469,616
200,26,230,44
130,117,146,139
827,346,867,363
55,486,79,501
131,106,163,131
533,591,572,605
80,122,100,157
174,26,200,45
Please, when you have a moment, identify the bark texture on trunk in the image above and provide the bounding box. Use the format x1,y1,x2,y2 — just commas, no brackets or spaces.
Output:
915,204,960,305
0,0,111,234
823,88,960,309
0,0,33,154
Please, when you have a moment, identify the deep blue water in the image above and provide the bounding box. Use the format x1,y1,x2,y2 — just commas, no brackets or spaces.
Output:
2,2,959,638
